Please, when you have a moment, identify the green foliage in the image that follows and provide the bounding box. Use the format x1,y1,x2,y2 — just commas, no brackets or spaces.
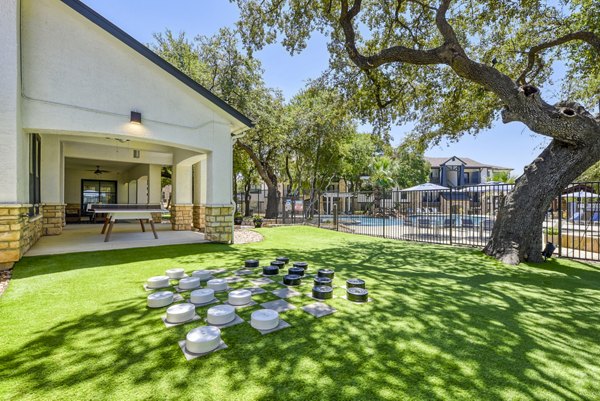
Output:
234,145,260,191
285,83,358,194
392,147,430,189
369,156,396,190
578,161,600,182
233,0,599,145
160,166,172,189
339,133,377,190
151,28,287,201
491,171,517,184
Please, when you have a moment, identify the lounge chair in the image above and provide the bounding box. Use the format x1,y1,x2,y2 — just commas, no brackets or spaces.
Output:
591,212,599,223
568,212,582,222
443,218,453,228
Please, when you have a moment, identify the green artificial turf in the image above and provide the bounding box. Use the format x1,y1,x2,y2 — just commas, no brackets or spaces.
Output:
1,226,600,400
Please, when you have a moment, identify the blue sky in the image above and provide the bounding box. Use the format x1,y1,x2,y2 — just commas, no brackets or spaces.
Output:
82,0,551,173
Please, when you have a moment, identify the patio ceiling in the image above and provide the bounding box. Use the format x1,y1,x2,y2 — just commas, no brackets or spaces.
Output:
65,157,140,173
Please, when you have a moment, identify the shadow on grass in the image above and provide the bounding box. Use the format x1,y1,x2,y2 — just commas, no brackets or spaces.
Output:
2,231,600,400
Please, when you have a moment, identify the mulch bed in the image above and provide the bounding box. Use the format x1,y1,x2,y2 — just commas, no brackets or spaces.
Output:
234,228,263,244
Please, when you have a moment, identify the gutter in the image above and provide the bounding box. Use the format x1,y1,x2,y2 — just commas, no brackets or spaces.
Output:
231,125,253,143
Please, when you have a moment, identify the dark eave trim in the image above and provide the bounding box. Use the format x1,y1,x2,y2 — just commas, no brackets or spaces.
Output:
61,0,254,128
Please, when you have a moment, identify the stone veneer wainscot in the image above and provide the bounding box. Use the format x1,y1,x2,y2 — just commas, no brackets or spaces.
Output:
0,204,47,269
204,206,234,244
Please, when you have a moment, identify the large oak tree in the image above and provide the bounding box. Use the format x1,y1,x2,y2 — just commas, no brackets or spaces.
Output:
152,29,287,218
233,0,600,264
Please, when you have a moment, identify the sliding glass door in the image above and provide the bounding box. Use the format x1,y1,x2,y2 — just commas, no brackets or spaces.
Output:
81,180,117,216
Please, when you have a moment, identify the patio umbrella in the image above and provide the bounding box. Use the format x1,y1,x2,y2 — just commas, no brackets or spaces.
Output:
458,183,515,193
401,183,449,191
561,191,600,200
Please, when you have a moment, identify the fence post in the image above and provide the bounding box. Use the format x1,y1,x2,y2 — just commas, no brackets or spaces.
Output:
382,189,386,238
558,194,562,257
333,204,338,231
449,187,453,245
317,193,321,228
292,194,295,224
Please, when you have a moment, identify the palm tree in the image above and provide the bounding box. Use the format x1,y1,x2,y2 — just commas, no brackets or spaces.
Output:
491,171,516,184
369,157,396,216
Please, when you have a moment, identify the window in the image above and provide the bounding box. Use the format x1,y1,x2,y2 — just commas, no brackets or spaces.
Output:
81,180,117,216
29,134,41,216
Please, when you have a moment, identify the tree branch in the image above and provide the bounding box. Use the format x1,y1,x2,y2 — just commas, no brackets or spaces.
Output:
365,70,394,108
517,31,600,85
435,0,459,45
337,0,599,146
236,141,274,188
339,0,444,70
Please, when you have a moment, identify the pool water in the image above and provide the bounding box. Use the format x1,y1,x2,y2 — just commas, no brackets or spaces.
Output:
328,214,492,227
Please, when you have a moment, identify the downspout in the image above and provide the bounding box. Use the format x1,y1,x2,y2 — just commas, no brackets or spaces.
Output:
231,125,252,142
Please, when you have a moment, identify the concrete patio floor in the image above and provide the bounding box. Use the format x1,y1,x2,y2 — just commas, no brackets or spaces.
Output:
25,222,208,256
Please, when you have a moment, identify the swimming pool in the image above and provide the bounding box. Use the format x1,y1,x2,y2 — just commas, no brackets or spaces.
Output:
405,214,490,227
325,214,492,228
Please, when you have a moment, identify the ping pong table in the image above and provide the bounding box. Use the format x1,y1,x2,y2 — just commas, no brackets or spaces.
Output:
89,204,168,242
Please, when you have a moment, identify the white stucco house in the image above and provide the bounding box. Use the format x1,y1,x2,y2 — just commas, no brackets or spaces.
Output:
0,0,253,266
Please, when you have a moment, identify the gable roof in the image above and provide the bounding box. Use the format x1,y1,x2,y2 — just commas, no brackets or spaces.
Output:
61,0,254,129
425,156,512,171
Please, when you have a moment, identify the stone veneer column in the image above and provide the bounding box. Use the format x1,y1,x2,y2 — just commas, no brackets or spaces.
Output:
0,204,40,268
171,204,193,231
151,213,163,223
42,204,65,235
204,206,234,244
193,205,206,231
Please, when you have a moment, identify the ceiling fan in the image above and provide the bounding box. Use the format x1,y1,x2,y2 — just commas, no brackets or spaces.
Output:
88,165,111,175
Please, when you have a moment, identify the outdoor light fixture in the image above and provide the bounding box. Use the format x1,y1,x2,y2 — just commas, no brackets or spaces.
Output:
133,149,141,159
130,111,142,124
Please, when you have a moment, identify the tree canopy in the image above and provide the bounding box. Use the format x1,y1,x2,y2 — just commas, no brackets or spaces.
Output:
233,0,599,145
232,0,600,264
152,28,289,218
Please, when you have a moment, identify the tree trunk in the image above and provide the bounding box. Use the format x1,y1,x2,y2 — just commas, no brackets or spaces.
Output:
236,141,280,219
265,182,279,219
285,154,294,194
373,187,382,216
307,135,324,219
243,180,252,217
484,139,600,264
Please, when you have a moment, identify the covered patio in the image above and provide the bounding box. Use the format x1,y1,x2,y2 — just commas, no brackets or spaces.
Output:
0,0,253,267
25,223,207,256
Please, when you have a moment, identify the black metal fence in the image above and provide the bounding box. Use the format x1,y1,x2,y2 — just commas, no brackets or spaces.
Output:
544,182,600,261
236,182,600,262
315,185,513,249
235,190,314,224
